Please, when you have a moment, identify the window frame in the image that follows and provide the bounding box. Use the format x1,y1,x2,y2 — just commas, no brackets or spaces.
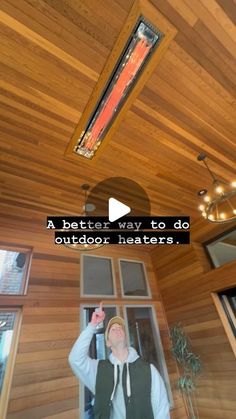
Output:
81,254,117,298
204,226,236,269
211,290,236,358
0,244,32,296
0,307,22,419
118,258,152,299
123,304,174,409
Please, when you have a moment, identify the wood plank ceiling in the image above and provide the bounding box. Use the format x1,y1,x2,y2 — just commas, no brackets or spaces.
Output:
0,0,235,244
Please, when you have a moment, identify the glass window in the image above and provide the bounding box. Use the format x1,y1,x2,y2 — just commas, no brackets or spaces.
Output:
0,247,31,295
119,260,150,297
212,287,236,358
0,309,22,418
205,228,236,268
81,255,115,297
218,287,236,337
0,312,15,393
124,305,173,407
81,305,118,419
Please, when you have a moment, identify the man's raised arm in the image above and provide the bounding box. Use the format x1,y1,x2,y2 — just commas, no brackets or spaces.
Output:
68,302,105,394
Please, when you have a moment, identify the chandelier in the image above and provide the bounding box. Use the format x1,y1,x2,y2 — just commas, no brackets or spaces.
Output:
64,184,105,251
197,153,236,223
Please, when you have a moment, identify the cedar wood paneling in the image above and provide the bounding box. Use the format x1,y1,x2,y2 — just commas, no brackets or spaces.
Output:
151,243,236,419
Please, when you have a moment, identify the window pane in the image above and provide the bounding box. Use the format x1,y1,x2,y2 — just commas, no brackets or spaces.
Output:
0,312,16,393
82,256,114,296
0,249,29,294
125,306,173,406
218,287,236,337
120,260,149,297
206,228,236,268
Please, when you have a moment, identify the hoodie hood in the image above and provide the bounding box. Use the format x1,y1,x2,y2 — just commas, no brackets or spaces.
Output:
109,346,139,365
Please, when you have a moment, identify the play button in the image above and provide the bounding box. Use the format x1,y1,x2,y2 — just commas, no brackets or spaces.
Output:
109,198,131,222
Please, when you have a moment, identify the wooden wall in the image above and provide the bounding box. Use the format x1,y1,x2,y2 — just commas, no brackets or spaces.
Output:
151,243,236,419
0,222,186,419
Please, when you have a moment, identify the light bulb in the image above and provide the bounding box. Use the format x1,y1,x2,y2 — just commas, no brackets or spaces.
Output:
202,211,207,218
204,195,210,203
231,181,236,188
215,185,223,194
233,209,236,215
208,214,214,220
199,204,205,211
219,213,226,219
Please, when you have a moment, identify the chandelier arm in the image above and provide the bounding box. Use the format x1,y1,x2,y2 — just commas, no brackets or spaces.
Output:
226,197,235,210
202,159,218,183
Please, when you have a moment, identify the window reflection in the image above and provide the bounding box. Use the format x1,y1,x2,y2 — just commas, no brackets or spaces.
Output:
125,306,173,407
0,249,28,294
205,228,236,268
82,256,115,296
0,312,15,393
218,287,236,337
120,260,150,297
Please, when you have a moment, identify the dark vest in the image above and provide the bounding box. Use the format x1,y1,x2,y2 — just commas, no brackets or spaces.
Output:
94,358,154,419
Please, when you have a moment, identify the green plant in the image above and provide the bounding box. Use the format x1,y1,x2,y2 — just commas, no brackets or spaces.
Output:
170,324,202,419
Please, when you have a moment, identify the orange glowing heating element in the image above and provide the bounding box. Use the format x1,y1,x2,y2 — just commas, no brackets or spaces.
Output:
75,20,162,159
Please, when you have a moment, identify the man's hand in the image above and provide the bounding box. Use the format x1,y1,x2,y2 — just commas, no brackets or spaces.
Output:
91,302,105,326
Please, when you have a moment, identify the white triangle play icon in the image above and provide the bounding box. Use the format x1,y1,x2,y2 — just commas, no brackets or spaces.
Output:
109,198,131,222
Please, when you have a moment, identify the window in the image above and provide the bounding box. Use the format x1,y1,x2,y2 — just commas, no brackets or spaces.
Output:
124,305,173,407
80,305,118,419
119,259,151,298
0,246,32,295
219,288,236,337
81,255,116,297
0,308,22,419
205,228,236,268
212,287,236,357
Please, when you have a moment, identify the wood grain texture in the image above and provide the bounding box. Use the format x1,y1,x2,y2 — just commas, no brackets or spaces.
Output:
151,244,236,419
0,0,235,242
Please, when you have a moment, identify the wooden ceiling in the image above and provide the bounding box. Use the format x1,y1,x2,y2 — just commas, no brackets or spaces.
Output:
0,0,235,244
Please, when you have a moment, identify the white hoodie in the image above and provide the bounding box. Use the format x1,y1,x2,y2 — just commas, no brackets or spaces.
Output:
69,323,170,419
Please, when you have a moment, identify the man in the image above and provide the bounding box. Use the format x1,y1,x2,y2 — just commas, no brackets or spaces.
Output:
69,302,170,419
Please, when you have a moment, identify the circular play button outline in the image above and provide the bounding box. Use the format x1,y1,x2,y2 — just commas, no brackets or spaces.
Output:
86,176,151,218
